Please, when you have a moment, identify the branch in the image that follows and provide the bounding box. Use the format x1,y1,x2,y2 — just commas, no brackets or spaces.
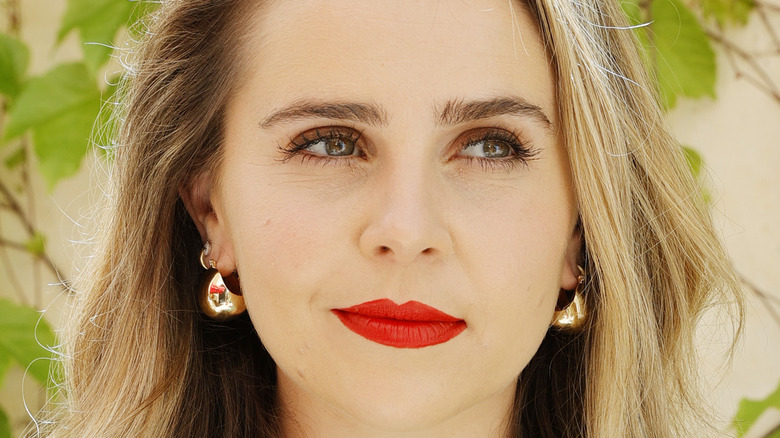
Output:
0,230,28,306
6,0,19,35
0,177,35,235
0,179,68,288
757,7,780,51
706,29,780,103
21,134,43,307
754,0,780,14
759,421,780,438
0,237,25,251
739,274,780,330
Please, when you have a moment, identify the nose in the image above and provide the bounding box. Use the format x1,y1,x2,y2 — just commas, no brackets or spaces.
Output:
358,163,453,265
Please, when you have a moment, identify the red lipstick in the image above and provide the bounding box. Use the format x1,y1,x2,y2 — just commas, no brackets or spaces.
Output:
332,299,466,348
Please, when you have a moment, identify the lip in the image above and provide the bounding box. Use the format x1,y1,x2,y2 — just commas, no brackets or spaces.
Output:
331,298,467,348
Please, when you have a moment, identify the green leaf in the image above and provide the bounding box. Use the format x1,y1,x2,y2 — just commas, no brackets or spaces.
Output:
0,34,29,99
682,145,703,178
0,299,56,389
681,145,711,203
59,0,157,72
0,408,10,438
733,377,780,436
24,232,46,257
621,0,653,73
4,63,101,189
650,0,717,108
621,0,643,24
700,0,755,27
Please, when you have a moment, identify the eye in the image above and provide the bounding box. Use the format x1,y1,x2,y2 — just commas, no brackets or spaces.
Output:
461,138,513,158
305,136,359,157
455,128,538,169
281,126,365,163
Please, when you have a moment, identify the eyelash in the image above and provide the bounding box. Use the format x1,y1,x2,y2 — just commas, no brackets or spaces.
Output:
279,126,365,167
278,126,538,171
458,128,538,172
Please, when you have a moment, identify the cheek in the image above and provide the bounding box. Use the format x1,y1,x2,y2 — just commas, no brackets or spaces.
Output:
456,188,572,367
469,233,561,344
220,179,356,360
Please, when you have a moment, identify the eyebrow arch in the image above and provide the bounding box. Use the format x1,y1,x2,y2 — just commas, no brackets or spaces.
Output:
259,99,388,129
435,96,553,130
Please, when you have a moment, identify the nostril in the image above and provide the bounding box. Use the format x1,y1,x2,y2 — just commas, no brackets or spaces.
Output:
422,247,434,254
379,246,391,254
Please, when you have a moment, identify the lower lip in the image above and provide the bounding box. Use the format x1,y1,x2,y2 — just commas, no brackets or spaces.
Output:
332,301,467,349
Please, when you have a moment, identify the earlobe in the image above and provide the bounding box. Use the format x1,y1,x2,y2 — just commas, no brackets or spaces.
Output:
560,220,583,290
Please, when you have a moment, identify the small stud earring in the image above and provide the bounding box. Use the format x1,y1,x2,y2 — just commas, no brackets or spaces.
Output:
198,243,246,320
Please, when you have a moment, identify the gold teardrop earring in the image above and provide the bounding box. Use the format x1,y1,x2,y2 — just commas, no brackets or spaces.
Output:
198,242,246,320
552,265,587,330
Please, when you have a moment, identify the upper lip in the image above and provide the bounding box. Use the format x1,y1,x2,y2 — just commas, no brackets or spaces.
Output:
333,298,462,322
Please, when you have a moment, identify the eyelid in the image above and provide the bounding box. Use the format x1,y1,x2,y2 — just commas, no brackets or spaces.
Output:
453,127,539,163
279,125,368,165
277,124,539,171
288,126,364,151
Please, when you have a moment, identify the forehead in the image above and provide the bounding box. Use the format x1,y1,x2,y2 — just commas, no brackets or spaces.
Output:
237,0,555,122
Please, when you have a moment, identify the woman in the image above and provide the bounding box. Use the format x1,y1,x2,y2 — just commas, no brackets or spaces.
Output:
35,0,742,436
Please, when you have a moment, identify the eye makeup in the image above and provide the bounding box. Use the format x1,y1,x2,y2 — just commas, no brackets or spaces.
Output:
276,123,539,172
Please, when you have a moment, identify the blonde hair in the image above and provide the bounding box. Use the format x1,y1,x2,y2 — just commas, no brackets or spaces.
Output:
32,0,742,436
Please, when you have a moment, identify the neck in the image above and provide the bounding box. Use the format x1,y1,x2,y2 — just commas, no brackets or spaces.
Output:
277,370,516,438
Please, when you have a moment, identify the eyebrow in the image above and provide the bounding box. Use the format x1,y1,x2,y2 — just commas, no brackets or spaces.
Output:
435,96,553,129
259,100,388,128
259,96,553,130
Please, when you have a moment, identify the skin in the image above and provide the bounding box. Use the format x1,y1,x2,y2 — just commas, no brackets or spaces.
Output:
185,0,581,436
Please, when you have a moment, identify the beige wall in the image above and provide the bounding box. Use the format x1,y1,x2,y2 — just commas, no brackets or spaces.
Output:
1,1,778,436
669,14,780,436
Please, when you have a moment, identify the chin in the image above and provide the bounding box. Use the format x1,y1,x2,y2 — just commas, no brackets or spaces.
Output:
328,366,511,434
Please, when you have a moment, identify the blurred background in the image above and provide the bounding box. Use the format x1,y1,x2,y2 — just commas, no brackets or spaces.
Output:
0,0,778,436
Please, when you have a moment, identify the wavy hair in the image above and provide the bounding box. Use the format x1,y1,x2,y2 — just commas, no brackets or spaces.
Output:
32,0,742,436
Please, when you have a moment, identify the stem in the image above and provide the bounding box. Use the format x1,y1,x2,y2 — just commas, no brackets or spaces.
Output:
754,0,780,13
21,137,43,308
757,7,780,52
740,72,780,102
740,274,780,330
0,224,29,306
760,421,780,438
0,178,35,235
0,179,67,288
6,0,19,36
706,29,780,103
0,237,26,251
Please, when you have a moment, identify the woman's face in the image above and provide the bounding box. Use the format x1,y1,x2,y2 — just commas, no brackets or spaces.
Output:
198,0,580,435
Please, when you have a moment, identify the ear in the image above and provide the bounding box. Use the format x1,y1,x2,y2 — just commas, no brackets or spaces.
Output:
178,173,236,273
560,220,583,291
